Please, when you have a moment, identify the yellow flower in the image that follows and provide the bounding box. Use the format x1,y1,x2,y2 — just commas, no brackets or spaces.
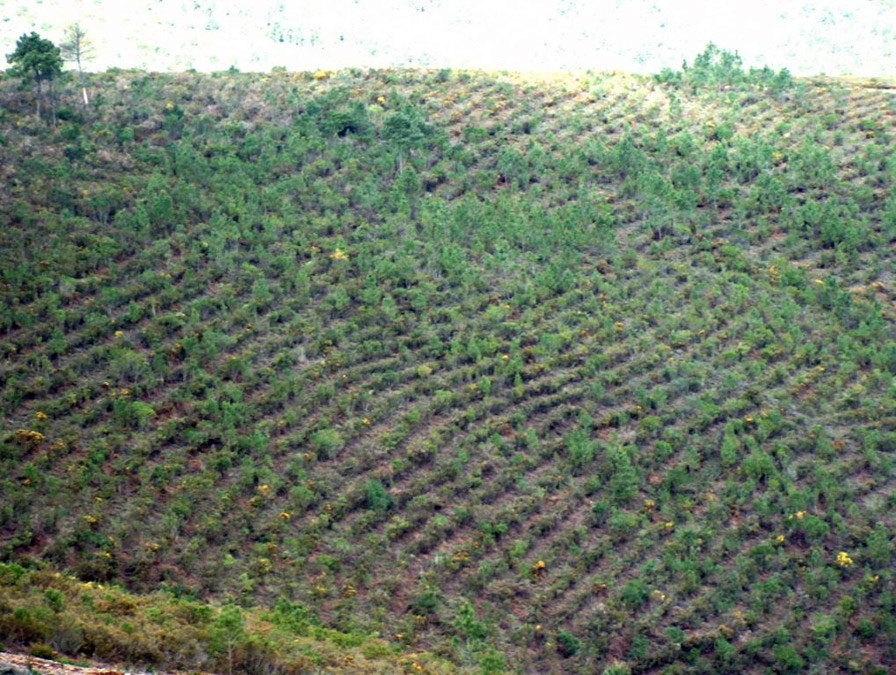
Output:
330,248,349,262
376,95,386,105
776,535,785,544
35,411,48,421
16,429,45,445
795,511,806,520
836,551,853,567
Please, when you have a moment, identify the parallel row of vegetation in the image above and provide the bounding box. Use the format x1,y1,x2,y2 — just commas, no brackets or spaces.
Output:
1,45,894,673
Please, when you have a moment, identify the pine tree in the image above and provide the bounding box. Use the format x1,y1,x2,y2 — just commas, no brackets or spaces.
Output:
59,23,95,108
7,32,64,123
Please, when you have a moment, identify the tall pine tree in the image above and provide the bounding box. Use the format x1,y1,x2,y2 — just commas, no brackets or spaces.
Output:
7,32,63,123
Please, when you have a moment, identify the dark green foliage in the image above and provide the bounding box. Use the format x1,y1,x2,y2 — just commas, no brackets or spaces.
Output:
657,43,793,96
773,644,805,674
382,101,434,169
29,643,56,660
611,132,646,179
210,604,244,675
556,629,581,658
323,101,372,138
451,600,488,642
619,579,649,609
6,32,63,121
864,525,892,567
365,479,392,512
606,444,639,505
309,428,343,458
566,428,596,475
44,588,65,613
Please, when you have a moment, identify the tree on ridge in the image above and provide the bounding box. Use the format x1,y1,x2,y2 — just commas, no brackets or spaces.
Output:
7,32,64,123
59,23,95,108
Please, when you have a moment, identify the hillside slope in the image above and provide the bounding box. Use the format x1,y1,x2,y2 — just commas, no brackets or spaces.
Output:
1,58,895,673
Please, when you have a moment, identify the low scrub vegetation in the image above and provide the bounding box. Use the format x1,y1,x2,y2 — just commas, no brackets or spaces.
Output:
0,562,455,674
1,46,894,673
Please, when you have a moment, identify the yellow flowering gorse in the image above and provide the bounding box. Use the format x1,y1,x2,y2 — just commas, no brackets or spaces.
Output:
835,551,853,568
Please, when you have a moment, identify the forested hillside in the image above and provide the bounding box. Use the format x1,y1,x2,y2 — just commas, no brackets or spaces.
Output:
1,53,895,674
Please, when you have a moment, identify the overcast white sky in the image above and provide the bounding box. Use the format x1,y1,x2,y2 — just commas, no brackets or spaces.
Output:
2,1,895,76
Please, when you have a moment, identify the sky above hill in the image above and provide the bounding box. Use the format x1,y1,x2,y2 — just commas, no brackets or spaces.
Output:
2,0,895,76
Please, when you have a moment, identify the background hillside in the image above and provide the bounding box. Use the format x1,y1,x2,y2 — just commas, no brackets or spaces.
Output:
1,52,895,674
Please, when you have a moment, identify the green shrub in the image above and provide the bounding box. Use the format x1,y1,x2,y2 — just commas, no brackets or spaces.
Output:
602,662,632,675
29,643,56,660
323,102,372,139
365,480,392,512
619,579,649,609
556,630,581,658
309,428,343,458
772,644,805,674
2,606,50,644
566,428,596,475
478,647,506,674
44,588,64,613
